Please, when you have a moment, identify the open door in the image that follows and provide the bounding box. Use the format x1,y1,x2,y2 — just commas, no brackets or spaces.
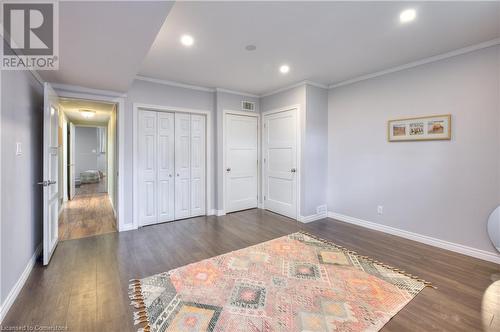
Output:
69,123,76,200
42,82,60,265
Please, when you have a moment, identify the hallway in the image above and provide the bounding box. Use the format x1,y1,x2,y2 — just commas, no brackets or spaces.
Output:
59,180,117,241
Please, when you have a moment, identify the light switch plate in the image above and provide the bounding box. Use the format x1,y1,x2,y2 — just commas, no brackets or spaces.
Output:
16,142,22,156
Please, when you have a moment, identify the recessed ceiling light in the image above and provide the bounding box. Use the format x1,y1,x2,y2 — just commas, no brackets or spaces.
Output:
180,34,194,47
80,110,95,119
399,9,416,23
245,44,256,51
279,64,290,74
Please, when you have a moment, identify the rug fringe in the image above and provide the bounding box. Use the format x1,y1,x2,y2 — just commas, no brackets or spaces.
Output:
137,325,151,332
299,231,437,289
128,279,151,332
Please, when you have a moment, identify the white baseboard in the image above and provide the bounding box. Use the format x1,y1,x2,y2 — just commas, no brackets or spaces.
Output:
216,210,226,216
299,211,328,223
119,223,137,232
328,212,500,265
207,209,216,216
0,243,42,323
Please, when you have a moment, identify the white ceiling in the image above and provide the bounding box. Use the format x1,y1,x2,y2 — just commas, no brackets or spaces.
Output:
139,1,500,95
38,1,173,92
60,98,115,124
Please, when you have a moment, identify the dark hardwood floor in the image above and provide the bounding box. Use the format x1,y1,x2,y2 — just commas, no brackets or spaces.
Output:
2,209,499,331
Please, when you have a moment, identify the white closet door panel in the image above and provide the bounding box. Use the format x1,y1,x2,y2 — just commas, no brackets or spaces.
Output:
138,111,157,225
263,109,297,219
157,112,175,222
190,114,206,216
175,113,191,219
225,114,258,213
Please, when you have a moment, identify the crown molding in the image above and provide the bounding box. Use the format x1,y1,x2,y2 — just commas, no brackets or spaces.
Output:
135,75,329,98
260,80,328,98
51,83,126,98
329,38,500,89
304,80,329,89
215,88,259,98
135,75,216,93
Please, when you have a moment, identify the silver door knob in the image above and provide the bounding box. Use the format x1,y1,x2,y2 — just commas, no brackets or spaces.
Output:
37,180,48,187
290,168,296,173
226,167,231,172
48,180,57,185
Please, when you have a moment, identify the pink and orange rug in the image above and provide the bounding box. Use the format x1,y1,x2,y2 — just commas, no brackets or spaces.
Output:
129,232,430,331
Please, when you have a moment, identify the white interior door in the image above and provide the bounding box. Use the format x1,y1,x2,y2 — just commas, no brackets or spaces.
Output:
225,114,258,213
42,83,60,265
69,123,76,200
138,110,158,226
157,112,175,222
175,113,192,219
263,108,298,219
190,114,206,217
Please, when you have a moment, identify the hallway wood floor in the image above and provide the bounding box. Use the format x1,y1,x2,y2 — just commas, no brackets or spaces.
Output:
59,180,116,241
3,209,499,331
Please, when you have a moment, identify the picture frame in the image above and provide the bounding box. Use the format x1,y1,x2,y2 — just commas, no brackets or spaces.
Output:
388,114,451,142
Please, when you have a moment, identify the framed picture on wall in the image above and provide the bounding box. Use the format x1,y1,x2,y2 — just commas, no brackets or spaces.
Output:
388,114,451,142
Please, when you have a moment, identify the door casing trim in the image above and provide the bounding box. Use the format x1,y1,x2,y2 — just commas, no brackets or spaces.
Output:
52,87,125,232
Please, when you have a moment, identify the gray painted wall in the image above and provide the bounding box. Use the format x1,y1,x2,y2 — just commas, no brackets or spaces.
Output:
304,85,328,216
215,91,260,210
328,46,500,255
123,79,216,227
260,84,328,217
75,127,99,178
1,70,43,303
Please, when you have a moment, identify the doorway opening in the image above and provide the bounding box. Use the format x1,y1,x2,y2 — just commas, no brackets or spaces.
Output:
58,97,118,240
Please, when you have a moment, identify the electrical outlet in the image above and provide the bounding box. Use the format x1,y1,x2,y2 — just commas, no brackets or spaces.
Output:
316,205,327,214
377,205,384,215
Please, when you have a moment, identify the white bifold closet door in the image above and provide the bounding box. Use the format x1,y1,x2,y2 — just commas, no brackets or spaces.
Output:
174,113,206,219
189,114,206,217
138,111,175,226
138,110,206,226
157,112,175,222
174,113,192,219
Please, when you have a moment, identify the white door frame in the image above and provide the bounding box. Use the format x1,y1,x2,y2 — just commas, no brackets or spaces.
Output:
62,116,68,201
222,110,260,214
133,103,213,230
261,104,301,220
51,84,126,231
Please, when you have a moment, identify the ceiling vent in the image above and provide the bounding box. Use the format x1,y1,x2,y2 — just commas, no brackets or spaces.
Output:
241,101,255,112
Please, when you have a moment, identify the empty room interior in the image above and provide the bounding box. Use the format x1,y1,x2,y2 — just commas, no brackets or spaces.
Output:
0,1,499,331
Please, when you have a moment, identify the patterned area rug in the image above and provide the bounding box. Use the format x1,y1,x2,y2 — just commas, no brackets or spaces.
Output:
129,232,431,331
